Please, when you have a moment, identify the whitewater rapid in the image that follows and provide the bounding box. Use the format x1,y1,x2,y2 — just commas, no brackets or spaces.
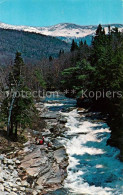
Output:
60,109,123,195
44,95,123,195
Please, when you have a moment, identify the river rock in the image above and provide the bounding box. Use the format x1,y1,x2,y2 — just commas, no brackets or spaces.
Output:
8,182,14,187
16,178,21,182
77,108,85,113
3,174,9,181
8,165,14,170
12,188,17,192
11,192,17,195
42,130,52,137
7,159,14,165
0,184,4,191
16,181,21,186
0,155,4,161
54,147,67,164
59,116,67,124
20,187,26,191
19,146,48,176
15,160,21,165
4,186,11,192
32,190,38,195
41,112,59,119
12,170,18,177
21,180,30,187
35,185,43,190
3,159,7,164
0,176,4,183
52,140,64,150
25,188,34,193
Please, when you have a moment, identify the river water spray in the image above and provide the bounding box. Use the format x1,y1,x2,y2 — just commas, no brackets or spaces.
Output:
45,95,123,195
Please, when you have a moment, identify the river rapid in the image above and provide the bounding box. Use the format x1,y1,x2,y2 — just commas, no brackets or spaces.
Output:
45,94,123,195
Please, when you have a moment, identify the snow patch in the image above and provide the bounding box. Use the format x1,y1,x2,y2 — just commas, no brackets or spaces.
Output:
0,22,123,41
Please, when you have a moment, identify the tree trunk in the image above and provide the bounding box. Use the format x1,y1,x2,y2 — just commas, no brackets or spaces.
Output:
15,122,18,139
10,114,13,136
7,92,16,136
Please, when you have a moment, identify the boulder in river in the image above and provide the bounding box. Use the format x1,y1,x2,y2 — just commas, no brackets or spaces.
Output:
59,116,67,124
41,112,59,119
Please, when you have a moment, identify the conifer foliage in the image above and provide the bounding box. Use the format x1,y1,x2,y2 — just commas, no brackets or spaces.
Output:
1,52,34,139
62,24,123,116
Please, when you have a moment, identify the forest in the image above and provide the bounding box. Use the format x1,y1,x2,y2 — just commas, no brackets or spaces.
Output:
0,24,123,152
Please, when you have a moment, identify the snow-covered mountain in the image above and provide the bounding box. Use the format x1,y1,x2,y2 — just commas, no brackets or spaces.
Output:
38,23,123,42
0,22,123,43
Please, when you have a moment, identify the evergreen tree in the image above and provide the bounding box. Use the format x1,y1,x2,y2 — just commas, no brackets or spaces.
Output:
59,49,64,57
96,24,103,36
61,59,95,96
79,40,83,48
35,70,46,90
13,52,24,82
84,40,87,45
1,52,35,139
49,56,53,62
70,39,78,52
61,24,123,117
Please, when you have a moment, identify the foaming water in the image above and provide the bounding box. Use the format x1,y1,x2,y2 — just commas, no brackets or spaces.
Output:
60,109,123,195
44,95,123,195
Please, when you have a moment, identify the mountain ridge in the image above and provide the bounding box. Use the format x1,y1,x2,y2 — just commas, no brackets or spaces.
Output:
0,27,70,65
0,22,123,42
0,22,123,65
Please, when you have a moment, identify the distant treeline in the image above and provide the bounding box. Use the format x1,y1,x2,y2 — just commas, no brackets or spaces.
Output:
0,28,70,64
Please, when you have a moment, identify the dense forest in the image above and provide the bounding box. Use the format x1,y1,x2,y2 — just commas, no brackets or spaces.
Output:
0,28,70,64
0,24,123,154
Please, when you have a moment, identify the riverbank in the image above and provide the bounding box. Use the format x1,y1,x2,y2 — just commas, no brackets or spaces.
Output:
0,101,69,194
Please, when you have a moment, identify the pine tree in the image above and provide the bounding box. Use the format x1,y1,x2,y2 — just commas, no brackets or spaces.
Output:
79,40,83,48
84,40,87,45
59,49,64,57
96,24,103,36
1,52,34,139
49,56,53,62
90,25,123,111
61,59,95,96
71,39,78,52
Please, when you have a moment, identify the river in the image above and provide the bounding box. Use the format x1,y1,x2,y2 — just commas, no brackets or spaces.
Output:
44,94,123,195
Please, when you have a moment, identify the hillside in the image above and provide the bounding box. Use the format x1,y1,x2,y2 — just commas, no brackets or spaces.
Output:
0,22,123,64
0,28,70,64
0,22,123,45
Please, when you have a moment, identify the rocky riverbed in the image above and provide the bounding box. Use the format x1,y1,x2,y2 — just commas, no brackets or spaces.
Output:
0,102,69,195
1,94,122,195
